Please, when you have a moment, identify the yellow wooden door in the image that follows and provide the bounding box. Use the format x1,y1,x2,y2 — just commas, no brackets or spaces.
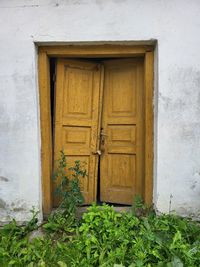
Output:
100,58,144,204
53,59,103,206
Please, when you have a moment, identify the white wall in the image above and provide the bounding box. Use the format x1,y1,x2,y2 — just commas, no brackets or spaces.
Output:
0,0,200,222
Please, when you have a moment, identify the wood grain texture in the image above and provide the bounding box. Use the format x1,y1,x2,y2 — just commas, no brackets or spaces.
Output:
39,45,153,57
53,59,103,206
100,58,145,204
144,52,154,205
38,50,52,215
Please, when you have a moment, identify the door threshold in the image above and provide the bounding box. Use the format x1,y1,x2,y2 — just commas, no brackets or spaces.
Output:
50,205,131,219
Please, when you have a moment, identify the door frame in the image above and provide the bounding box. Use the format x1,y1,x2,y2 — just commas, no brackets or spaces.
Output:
38,43,155,216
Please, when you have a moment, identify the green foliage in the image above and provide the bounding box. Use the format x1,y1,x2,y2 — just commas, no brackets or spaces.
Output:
1,199,200,266
43,210,77,236
53,150,86,214
1,207,38,239
131,195,155,217
42,151,87,235
64,204,200,266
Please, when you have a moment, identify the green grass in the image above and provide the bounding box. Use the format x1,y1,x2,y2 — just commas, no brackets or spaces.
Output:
0,204,200,267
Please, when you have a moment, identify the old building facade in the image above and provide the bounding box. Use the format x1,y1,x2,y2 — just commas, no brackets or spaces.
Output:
0,0,200,222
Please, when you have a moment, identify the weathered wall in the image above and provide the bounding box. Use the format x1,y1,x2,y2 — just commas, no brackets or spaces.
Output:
0,0,200,222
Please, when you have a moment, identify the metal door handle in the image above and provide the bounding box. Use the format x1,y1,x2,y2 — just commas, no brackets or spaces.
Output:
92,150,101,155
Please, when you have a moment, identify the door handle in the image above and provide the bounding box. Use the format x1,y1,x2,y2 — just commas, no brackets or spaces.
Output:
92,150,102,156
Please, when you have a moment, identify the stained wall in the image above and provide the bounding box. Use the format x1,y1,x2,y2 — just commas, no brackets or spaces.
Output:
0,0,200,221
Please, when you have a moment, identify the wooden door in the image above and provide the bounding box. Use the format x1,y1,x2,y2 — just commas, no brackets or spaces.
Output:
53,59,103,206
100,58,144,204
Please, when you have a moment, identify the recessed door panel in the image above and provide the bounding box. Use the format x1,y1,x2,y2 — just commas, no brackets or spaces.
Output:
107,66,136,117
63,67,93,118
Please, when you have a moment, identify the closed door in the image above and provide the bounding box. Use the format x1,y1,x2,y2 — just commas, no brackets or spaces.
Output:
100,59,144,204
53,58,144,206
53,59,103,206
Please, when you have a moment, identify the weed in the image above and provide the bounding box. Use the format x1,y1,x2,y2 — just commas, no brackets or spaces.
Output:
43,151,87,236
1,179,200,266
1,203,200,266
131,195,156,219
53,150,86,214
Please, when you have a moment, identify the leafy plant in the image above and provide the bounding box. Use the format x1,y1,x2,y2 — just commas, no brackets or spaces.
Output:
131,195,155,217
43,209,76,237
1,203,200,266
53,150,87,214
1,182,200,267
1,207,39,239
59,204,200,266
43,151,87,235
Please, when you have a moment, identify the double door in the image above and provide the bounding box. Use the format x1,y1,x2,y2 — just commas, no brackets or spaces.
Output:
53,58,144,206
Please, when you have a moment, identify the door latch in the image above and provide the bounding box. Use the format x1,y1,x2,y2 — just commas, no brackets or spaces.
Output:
100,130,108,137
92,150,102,156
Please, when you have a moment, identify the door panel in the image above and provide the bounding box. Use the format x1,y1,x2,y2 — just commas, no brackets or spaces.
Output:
53,59,103,206
100,58,144,204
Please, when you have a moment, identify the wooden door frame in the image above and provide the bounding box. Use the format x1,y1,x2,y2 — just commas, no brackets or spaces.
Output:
38,44,155,216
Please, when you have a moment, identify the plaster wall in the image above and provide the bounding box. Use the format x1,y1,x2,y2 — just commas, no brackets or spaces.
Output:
0,0,200,221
